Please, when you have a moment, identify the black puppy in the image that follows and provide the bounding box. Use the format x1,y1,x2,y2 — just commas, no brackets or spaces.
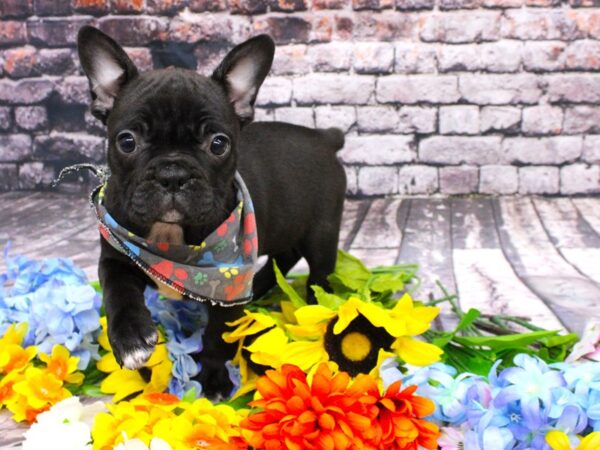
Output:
77,26,346,398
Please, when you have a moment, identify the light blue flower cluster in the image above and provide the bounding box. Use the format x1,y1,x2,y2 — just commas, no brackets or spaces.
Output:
0,246,102,370
390,354,600,450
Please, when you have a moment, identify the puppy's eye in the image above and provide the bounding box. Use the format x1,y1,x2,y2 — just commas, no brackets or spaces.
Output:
209,134,230,156
116,131,137,154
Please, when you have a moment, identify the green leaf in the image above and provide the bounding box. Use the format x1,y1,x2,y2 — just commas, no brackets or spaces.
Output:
328,250,371,291
224,391,254,410
539,333,578,348
456,309,481,333
312,286,345,309
453,330,559,351
369,273,405,294
273,260,306,308
89,280,102,292
81,385,105,397
182,386,198,403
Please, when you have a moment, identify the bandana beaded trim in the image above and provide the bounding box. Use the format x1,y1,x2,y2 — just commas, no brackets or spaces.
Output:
90,172,258,306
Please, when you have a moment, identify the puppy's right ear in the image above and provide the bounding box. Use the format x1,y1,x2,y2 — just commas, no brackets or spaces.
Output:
77,26,138,124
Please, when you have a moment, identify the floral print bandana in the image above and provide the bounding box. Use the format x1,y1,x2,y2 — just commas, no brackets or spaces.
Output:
90,172,258,306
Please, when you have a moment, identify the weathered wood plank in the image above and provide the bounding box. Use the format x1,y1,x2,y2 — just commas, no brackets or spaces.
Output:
493,197,600,334
451,198,501,250
351,198,404,249
339,199,370,251
560,249,600,285
351,247,399,267
453,249,566,332
450,198,565,331
572,198,600,237
397,199,455,300
533,198,600,248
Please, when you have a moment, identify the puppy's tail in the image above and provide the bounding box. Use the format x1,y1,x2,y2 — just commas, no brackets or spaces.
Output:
320,127,345,152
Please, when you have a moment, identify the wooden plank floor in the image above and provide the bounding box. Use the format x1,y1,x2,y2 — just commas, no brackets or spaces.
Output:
1,193,600,446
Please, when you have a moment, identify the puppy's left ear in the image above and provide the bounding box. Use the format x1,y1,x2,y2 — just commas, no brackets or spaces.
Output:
212,35,275,125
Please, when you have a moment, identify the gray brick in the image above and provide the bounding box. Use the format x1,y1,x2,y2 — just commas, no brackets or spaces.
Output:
480,0,523,7
561,164,600,195
0,134,31,161
294,74,374,105
502,10,585,40
397,107,437,134
563,107,600,134
0,106,12,131
315,106,356,132
306,42,353,72
344,165,358,195
419,136,502,165
437,41,522,73
479,165,518,194
394,43,437,74
480,106,521,133
440,166,479,194
35,48,77,76
2,45,36,78
28,17,93,47
398,165,438,195
421,11,501,43
56,76,89,105
547,75,600,103
358,166,398,195
519,166,559,195
504,137,582,164
0,78,54,104
583,136,600,164
18,161,53,189
395,0,434,9
33,133,106,162
255,77,293,106
439,0,478,9
521,105,563,135
439,105,479,135
341,135,416,165
274,107,314,128
0,164,18,191
522,41,566,72
377,75,459,104
271,45,310,75
459,74,542,105
353,42,394,74
14,106,47,131
357,106,398,132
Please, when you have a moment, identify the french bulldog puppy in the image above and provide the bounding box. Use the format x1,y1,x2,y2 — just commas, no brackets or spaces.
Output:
77,26,346,399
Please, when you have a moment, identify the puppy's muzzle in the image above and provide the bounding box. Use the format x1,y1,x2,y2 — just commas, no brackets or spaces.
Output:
155,162,191,193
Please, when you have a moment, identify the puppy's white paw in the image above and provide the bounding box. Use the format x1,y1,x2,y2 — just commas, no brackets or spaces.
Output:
120,330,158,370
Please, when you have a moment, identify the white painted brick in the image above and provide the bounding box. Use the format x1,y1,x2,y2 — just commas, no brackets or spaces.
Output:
274,107,315,128
439,105,479,135
479,165,518,194
503,137,582,165
377,75,460,104
353,42,394,74
294,74,374,105
398,165,438,195
419,136,503,165
561,164,600,195
340,135,416,165
358,166,398,195
314,106,356,132
519,166,559,195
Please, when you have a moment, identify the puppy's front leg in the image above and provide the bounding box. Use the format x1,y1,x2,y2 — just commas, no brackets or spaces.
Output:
195,304,244,401
99,244,157,369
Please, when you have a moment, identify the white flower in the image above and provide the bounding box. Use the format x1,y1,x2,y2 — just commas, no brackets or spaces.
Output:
22,397,107,450
566,320,600,363
115,437,172,450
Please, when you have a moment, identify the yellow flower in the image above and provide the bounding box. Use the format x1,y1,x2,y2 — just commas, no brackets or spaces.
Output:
546,431,600,450
39,345,84,385
392,336,443,366
223,310,278,344
0,323,36,375
12,367,71,409
97,317,172,402
92,401,151,450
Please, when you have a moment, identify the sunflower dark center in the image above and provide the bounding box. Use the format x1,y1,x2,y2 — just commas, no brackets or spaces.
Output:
324,314,395,376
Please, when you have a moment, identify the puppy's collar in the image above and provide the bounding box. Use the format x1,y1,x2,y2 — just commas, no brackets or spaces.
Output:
88,170,258,306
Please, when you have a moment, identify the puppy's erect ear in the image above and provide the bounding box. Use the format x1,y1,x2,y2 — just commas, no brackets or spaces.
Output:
77,26,138,124
212,35,275,125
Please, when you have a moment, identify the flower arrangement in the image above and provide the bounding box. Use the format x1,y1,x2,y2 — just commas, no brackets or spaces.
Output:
1,247,599,449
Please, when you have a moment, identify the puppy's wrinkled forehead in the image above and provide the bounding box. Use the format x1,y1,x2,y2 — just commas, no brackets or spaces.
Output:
109,68,238,143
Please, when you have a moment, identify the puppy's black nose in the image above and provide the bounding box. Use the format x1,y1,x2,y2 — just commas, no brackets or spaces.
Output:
155,164,191,192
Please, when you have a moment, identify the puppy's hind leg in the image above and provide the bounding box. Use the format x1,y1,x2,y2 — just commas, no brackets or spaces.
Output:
252,249,302,299
301,224,340,304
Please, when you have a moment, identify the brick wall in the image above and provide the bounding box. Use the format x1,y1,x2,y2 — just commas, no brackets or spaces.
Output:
1,0,600,196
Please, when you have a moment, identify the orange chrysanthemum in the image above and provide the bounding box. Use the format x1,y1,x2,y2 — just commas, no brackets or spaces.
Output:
241,363,439,450
241,363,378,450
372,380,440,450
